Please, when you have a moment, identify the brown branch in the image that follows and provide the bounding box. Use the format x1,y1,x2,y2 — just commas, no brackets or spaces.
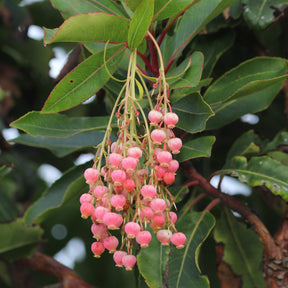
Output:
180,161,281,260
21,252,96,288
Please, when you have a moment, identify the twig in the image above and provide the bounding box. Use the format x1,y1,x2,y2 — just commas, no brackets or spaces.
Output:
204,198,220,212
21,252,96,288
180,161,281,260
183,180,199,187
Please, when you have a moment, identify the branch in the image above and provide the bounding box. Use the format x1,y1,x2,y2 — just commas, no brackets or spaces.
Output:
21,252,96,288
180,161,281,260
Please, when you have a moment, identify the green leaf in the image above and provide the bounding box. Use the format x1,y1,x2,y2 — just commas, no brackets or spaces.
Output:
0,260,11,287
8,38,53,75
268,151,288,166
188,30,235,78
137,228,170,288
171,78,212,100
154,0,195,21
127,0,196,20
24,163,89,225
169,52,204,89
171,93,214,134
204,57,288,129
218,156,288,200
263,131,288,152
170,186,189,203
242,0,288,29
0,218,43,259
11,111,117,138
204,57,287,105
223,130,263,168
42,45,125,113
128,0,154,49
214,209,265,288
172,0,237,57
126,0,142,11
176,136,216,162
0,165,11,178
44,13,130,45
51,0,126,18
11,131,106,157
0,192,18,222
168,212,215,288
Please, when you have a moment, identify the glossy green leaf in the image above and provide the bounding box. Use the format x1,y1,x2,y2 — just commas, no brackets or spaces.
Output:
170,186,189,203
42,45,125,113
172,93,214,134
24,163,90,225
0,218,43,258
137,229,170,288
138,274,150,288
169,52,204,89
126,0,142,11
188,30,235,78
218,156,288,200
128,0,153,49
11,131,106,157
0,260,11,287
263,131,288,152
44,13,130,45
0,165,11,178
223,130,263,168
168,212,215,288
204,57,288,129
204,57,287,105
154,0,195,21
268,151,288,166
51,0,126,18
214,209,265,288
11,111,117,138
242,0,288,29
0,192,18,222
176,136,216,162
171,79,212,100
172,0,237,57
127,0,195,20
8,38,53,75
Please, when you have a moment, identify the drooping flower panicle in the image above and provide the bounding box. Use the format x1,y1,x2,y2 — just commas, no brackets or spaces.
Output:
79,36,186,270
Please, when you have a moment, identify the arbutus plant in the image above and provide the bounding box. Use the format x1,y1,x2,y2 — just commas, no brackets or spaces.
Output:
4,0,288,288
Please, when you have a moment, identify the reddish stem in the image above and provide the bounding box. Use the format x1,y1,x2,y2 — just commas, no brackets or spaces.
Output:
161,0,203,73
183,180,199,187
137,51,154,75
165,55,176,74
204,198,220,212
146,31,159,76
187,193,206,210
158,0,202,47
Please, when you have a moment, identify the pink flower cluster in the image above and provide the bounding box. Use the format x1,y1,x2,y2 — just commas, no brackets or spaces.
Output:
80,108,186,270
